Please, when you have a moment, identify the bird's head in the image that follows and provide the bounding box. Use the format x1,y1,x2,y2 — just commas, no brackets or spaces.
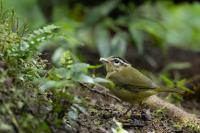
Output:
99,56,131,73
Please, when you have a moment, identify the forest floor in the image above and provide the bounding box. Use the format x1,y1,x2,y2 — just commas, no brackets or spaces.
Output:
67,45,200,133
66,85,198,133
42,45,200,133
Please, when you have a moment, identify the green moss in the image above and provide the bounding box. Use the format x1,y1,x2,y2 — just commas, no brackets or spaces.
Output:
0,6,82,133
172,120,200,133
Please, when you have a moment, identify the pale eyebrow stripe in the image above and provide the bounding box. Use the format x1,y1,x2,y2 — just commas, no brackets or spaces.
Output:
115,58,130,66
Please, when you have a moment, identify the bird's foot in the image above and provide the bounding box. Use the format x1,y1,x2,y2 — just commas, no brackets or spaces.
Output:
135,103,152,121
117,105,134,118
130,108,151,121
116,104,152,122
140,109,152,121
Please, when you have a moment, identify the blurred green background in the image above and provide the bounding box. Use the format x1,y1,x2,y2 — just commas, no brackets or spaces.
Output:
1,0,200,132
4,0,200,51
4,0,200,71
3,0,200,92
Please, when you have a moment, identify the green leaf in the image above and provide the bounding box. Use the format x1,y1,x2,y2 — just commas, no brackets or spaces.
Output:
129,26,144,54
71,63,90,73
165,93,183,105
52,48,65,66
39,80,74,91
169,62,191,70
160,75,174,88
110,32,128,57
87,64,103,69
95,25,111,57
84,0,120,25
162,62,191,73
0,120,13,132
176,79,194,93
77,74,94,84
111,118,128,133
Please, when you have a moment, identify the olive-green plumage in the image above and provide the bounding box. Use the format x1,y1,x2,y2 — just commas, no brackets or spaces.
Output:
100,56,179,104
107,65,158,89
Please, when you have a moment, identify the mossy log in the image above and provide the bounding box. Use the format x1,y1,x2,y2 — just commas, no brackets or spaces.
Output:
145,95,200,132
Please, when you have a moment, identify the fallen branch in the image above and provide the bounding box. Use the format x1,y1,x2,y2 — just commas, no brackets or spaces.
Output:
145,95,200,132
84,83,200,132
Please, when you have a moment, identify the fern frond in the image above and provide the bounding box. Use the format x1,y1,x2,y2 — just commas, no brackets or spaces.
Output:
13,25,59,58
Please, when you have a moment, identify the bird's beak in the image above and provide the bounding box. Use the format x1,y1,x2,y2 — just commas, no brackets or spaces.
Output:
99,57,109,64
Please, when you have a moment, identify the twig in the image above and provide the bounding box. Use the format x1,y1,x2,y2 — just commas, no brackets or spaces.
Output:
79,83,121,102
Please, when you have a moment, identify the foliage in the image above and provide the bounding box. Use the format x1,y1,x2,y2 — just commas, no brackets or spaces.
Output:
160,62,193,93
51,1,200,56
139,2,200,52
0,6,100,132
3,0,45,28
0,8,50,132
111,118,128,133
3,1,200,57
1,1,200,132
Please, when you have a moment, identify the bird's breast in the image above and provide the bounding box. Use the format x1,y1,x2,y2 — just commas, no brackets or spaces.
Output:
110,87,157,104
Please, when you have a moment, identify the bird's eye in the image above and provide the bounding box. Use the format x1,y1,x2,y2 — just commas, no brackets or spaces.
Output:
113,59,120,66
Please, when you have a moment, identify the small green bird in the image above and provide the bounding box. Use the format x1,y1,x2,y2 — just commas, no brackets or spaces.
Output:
100,56,180,105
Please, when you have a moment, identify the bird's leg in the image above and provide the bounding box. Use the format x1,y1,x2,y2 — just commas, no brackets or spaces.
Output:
118,105,134,118
123,105,134,115
138,102,151,121
141,108,151,121
138,101,147,111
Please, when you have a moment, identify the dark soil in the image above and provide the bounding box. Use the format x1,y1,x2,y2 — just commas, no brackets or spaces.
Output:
71,45,200,133
65,85,195,133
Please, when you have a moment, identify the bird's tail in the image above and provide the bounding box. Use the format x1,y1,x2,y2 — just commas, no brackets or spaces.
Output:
154,87,184,94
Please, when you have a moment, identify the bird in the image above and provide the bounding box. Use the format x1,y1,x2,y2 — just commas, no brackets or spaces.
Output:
99,56,181,107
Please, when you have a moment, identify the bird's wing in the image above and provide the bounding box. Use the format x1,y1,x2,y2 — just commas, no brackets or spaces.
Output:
108,66,158,89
